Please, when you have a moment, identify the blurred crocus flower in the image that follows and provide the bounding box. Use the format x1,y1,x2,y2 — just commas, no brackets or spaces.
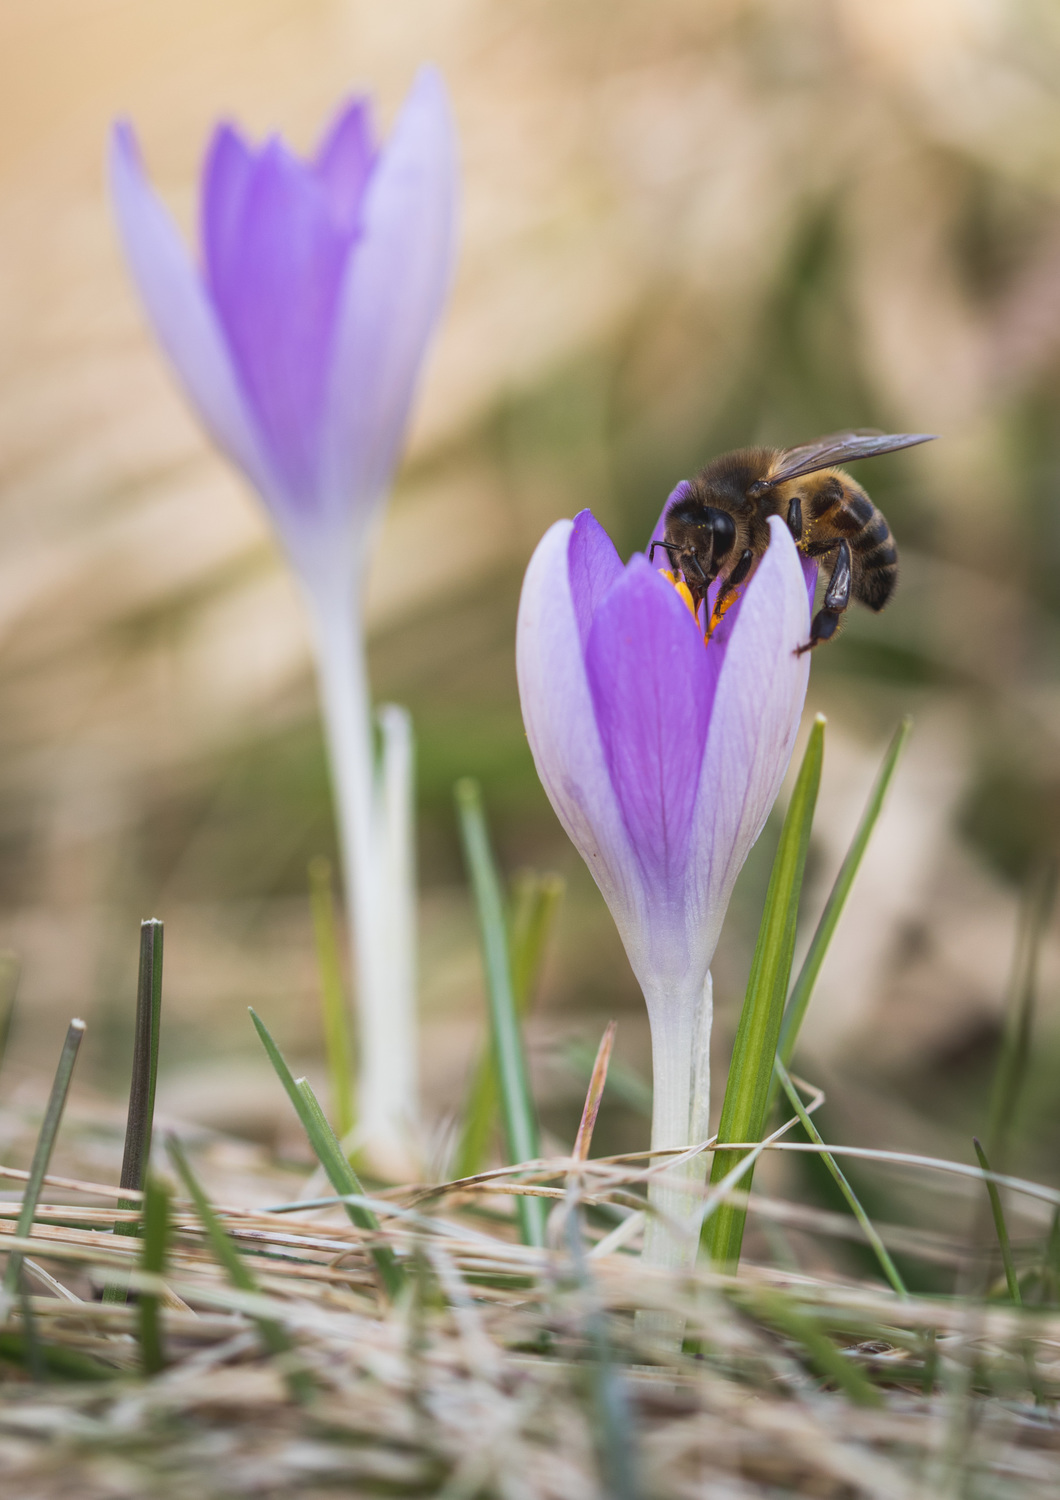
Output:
110,70,458,1167
516,510,811,1266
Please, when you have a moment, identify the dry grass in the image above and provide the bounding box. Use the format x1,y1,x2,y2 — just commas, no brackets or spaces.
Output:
0,1130,1058,1500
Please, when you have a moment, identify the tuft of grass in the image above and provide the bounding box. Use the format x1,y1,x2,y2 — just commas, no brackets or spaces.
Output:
704,717,824,1270
454,778,546,1247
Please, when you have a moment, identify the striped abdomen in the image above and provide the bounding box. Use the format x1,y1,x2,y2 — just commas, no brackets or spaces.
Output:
802,471,898,612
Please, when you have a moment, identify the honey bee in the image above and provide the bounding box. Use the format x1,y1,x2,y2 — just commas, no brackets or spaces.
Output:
649,430,936,652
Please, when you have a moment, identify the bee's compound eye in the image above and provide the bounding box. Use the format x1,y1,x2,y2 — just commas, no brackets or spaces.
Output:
705,508,736,559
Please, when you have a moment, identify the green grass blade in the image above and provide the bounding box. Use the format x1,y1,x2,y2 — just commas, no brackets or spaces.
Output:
3,1018,85,1303
454,778,545,1247
1042,1209,1060,1307
454,871,562,1181
248,1007,403,1299
987,860,1057,1167
509,871,564,1012
973,1137,1021,1305
114,920,165,1233
165,1134,312,1400
704,717,824,1269
293,1077,403,1300
775,1059,907,1297
138,1173,170,1375
308,856,355,1141
0,952,21,1081
778,717,911,1070
745,1287,881,1406
105,920,164,1304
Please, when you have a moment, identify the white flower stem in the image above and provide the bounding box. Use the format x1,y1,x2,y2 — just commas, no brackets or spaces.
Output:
306,586,417,1167
376,702,418,1130
639,971,712,1341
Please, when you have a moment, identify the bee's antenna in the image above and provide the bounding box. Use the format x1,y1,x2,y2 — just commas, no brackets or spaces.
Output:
648,541,681,563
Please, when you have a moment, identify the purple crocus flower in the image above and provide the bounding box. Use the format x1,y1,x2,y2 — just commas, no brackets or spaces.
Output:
108,68,456,594
108,71,458,1170
517,509,812,1266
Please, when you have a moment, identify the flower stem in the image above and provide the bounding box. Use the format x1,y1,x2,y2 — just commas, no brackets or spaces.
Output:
307,588,417,1167
642,972,713,1276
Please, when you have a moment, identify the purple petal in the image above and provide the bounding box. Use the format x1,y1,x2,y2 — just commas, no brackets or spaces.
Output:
202,136,356,504
201,125,255,282
108,122,281,511
516,522,644,941
567,509,623,652
318,66,459,565
689,517,811,956
585,555,712,902
314,98,377,236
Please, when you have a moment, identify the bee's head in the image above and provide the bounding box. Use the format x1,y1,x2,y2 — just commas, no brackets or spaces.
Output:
665,481,736,563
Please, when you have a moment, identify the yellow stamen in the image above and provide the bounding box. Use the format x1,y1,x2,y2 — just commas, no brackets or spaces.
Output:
660,566,746,646
658,568,699,623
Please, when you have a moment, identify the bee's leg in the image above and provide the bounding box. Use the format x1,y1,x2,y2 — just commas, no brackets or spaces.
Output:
707,548,754,637
797,540,851,654
786,494,803,543
649,540,681,566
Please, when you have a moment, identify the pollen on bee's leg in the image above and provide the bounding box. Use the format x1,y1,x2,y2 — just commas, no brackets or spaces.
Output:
705,587,742,642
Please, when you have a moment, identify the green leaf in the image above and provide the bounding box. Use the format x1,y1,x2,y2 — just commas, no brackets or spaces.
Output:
704,717,824,1269
138,1173,171,1375
973,1137,1021,1305
454,778,546,1247
248,1007,403,1299
308,857,355,1141
166,1134,313,1402
3,1019,85,1302
777,717,911,1071
775,1059,907,1297
454,870,562,1181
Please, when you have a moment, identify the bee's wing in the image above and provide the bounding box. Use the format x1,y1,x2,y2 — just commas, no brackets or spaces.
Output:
765,431,937,487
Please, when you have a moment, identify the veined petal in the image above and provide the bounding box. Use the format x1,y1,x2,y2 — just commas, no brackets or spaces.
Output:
314,98,377,235
568,509,623,652
318,66,459,569
585,556,712,908
203,135,355,504
689,516,811,960
108,122,281,512
516,522,644,948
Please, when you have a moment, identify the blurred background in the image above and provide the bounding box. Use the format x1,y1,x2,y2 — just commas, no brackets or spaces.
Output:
3,0,1060,1269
